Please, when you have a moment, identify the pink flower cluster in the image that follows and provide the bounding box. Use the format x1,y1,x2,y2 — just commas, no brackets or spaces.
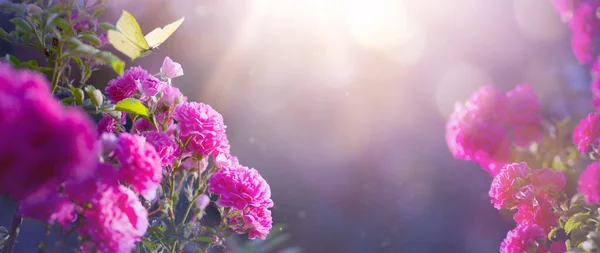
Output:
446,84,542,175
173,102,230,157
489,163,565,233
105,66,166,103
573,112,600,153
553,0,600,64
499,223,545,253
0,62,97,200
115,133,163,201
208,157,274,239
578,162,600,203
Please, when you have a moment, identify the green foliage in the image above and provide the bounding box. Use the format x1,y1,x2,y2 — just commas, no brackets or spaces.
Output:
115,98,150,119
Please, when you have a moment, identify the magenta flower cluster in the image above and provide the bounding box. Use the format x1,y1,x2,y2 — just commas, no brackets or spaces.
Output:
1,53,274,252
446,84,542,175
553,0,600,64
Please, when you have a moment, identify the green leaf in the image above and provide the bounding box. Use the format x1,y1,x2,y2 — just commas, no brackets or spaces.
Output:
11,17,32,33
98,22,116,31
94,51,124,75
45,13,59,29
115,98,149,119
93,8,105,18
565,212,588,234
72,56,83,69
0,27,8,39
52,17,73,36
141,238,160,252
78,31,102,47
548,228,558,241
195,236,212,243
70,86,85,105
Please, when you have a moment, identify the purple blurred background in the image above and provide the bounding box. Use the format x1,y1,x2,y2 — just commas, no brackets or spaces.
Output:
1,0,596,252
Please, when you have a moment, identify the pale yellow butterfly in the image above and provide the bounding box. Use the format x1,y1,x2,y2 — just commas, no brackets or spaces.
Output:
108,10,184,60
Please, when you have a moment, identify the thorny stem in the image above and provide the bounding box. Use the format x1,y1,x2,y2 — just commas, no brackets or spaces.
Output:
5,202,23,253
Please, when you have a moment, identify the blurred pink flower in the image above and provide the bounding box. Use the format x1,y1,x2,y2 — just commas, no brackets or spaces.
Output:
573,113,600,153
446,102,511,176
18,183,76,227
445,85,543,175
578,162,600,204
513,199,558,233
195,194,211,209
548,241,567,253
115,133,163,201
161,57,184,79
173,102,230,157
500,223,545,253
0,63,97,200
64,163,120,215
141,131,181,168
505,84,543,148
230,206,273,240
80,185,148,253
208,166,273,210
568,1,600,64
215,153,241,169
489,163,532,209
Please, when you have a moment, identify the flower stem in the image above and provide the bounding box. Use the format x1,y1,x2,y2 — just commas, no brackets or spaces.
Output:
5,202,23,253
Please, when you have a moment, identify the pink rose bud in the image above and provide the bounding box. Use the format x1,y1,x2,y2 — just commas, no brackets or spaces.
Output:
160,57,184,79
195,194,210,209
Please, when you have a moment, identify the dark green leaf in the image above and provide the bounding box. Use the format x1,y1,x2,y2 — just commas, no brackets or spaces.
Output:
45,13,59,28
53,17,73,36
0,27,8,39
195,236,212,243
11,17,32,33
141,238,160,252
115,98,149,119
60,97,76,104
78,31,102,47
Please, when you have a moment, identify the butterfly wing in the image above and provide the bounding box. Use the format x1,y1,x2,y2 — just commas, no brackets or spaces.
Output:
144,17,185,48
116,10,150,50
107,30,142,60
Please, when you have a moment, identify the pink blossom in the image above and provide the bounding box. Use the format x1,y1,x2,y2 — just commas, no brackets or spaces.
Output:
230,206,273,240
578,162,600,204
18,183,76,226
500,223,545,253
505,84,543,148
80,185,148,253
551,0,573,21
568,1,600,64
208,165,273,210
0,63,97,200
105,66,153,103
573,113,600,153
97,113,118,135
99,133,118,155
446,102,511,176
548,241,567,253
530,168,566,201
173,102,230,157
115,133,163,200
195,194,211,209
180,154,209,172
137,75,166,99
160,57,184,79
489,163,532,209
215,153,241,169
64,163,120,214
141,131,180,168
513,199,558,234
158,85,186,108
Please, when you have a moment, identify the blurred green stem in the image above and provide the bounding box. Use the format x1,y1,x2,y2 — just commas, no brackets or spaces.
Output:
5,202,23,253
